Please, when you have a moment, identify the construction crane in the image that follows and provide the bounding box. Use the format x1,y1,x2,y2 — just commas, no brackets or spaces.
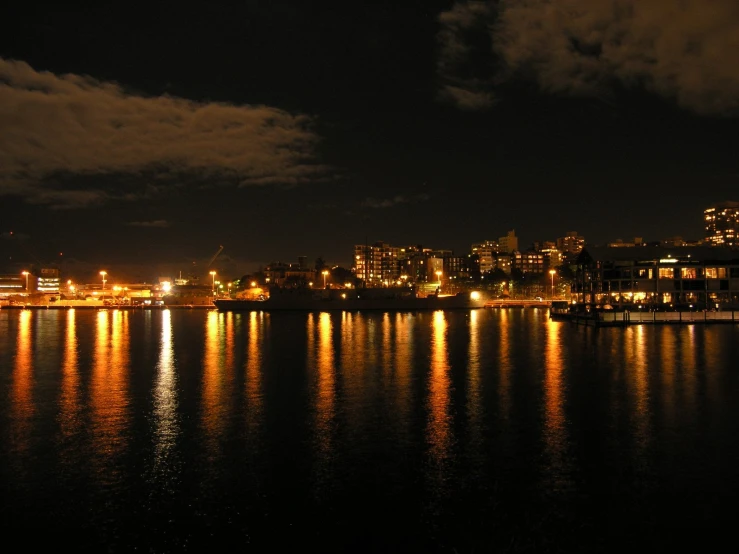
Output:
206,245,224,269
180,245,224,285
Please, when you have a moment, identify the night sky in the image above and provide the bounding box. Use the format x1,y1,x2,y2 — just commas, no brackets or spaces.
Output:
2,1,738,281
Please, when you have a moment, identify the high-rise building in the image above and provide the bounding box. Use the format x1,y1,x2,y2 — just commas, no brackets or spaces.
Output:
498,230,518,254
353,241,401,287
705,201,739,246
471,240,498,273
556,231,585,257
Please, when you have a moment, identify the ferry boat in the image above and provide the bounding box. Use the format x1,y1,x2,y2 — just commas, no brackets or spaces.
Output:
214,286,486,312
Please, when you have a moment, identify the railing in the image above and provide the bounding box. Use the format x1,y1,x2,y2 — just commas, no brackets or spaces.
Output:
599,310,737,324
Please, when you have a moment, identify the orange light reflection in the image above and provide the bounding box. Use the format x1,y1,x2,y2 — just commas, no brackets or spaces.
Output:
427,311,451,479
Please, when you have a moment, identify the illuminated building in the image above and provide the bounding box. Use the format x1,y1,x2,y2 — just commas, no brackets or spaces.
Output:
512,251,545,274
354,241,401,287
705,201,739,246
556,231,585,260
471,240,498,273
573,246,739,309
37,268,60,293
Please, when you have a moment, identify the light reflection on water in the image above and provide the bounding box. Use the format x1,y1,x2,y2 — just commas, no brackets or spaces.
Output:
10,310,33,469
542,318,571,492
1,308,738,551
151,308,179,484
427,311,452,497
91,309,130,487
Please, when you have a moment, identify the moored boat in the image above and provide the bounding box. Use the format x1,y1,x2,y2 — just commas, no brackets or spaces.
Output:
214,286,486,312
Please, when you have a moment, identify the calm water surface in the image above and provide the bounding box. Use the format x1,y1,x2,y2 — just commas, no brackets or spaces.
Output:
1,308,738,552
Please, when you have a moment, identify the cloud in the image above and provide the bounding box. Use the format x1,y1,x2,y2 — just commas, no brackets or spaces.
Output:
361,194,430,209
438,0,739,116
0,57,327,208
126,220,170,228
436,1,498,109
438,85,496,110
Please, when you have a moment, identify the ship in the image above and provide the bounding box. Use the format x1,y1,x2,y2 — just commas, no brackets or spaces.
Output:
214,286,486,312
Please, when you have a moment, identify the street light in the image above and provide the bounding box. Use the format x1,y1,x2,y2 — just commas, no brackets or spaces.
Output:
435,270,442,292
100,271,107,293
210,271,216,295
322,270,329,288
549,269,556,299
21,271,29,291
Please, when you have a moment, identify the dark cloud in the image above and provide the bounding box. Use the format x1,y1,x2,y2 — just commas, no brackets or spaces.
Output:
0,57,328,208
126,220,170,228
438,0,739,116
361,194,430,209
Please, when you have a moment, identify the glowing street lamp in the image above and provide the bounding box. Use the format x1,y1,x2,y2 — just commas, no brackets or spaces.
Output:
435,270,442,292
322,270,329,288
21,270,29,291
549,269,556,299
210,271,216,295
100,271,107,293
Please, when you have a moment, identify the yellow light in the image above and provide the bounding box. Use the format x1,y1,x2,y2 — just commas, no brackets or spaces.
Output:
470,291,481,300
251,281,256,287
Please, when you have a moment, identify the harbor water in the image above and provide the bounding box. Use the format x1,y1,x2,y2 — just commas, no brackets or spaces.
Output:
1,307,738,552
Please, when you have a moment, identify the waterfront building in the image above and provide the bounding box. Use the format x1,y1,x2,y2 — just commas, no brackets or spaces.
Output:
0,274,28,297
264,260,315,286
705,201,739,246
37,268,60,293
353,241,401,287
573,246,739,309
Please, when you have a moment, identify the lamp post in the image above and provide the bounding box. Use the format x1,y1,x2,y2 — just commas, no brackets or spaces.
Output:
435,270,442,293
21,270,29,291
210,271,216,296
549,269,556,299
100,271,107,294
322,270,329,289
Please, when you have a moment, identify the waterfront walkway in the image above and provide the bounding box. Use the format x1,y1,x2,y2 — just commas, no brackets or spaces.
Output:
0,301,213,310
554,310,739,327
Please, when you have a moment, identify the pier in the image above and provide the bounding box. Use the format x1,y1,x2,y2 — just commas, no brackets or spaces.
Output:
484,299,552,308
554,309,739,327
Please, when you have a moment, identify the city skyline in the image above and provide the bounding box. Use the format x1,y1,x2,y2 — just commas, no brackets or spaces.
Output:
2,2,738,276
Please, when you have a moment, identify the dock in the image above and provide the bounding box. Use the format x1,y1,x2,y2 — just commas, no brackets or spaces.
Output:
553,310,739,327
